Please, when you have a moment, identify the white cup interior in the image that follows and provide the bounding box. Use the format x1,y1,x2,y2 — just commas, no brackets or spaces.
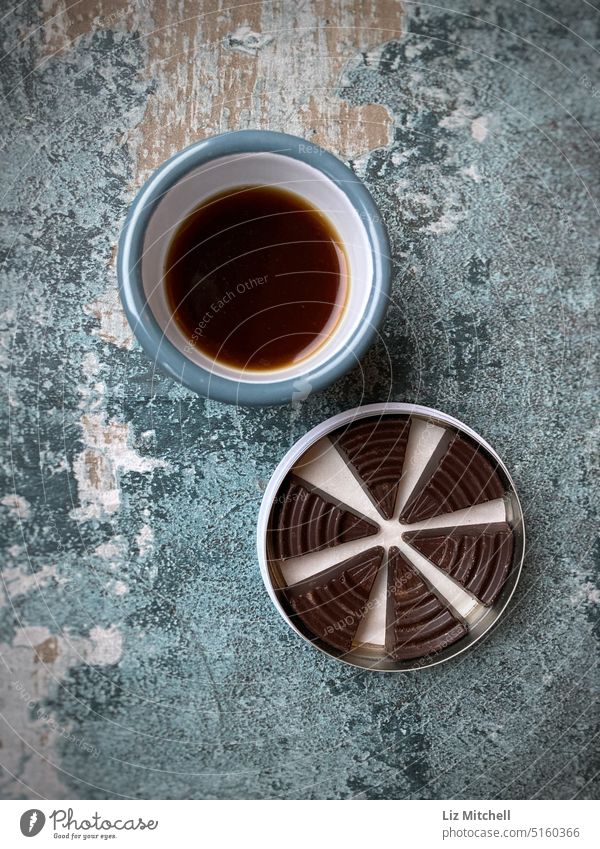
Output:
140,152,374,384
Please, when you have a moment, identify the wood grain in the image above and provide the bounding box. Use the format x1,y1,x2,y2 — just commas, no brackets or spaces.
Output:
39,0,403,178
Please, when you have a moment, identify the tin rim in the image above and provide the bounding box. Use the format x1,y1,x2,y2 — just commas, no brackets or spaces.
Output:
256,403,526,672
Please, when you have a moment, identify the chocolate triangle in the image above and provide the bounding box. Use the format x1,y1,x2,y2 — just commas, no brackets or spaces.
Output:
282,546,385,652
403,523,514,606
331,415,411,519
269,474,380,561
385,547,467,660
399,432,506,523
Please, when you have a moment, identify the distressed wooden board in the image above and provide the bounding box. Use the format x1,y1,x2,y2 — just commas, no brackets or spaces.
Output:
39,0,402,176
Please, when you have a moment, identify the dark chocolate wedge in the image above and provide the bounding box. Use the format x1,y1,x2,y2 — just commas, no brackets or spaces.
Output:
403,523,514,606
399,432,506,523
330,415,411,519
282,546,385,652
269,474,379,561
385,547,467,660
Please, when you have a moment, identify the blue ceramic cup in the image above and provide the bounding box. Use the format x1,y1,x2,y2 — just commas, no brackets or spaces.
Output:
117,130,391,406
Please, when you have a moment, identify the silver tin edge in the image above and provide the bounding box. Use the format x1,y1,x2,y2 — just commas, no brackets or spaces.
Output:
256,403,526,672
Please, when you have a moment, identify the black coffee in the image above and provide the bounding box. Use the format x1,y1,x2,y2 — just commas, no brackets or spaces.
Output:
164,185,348,371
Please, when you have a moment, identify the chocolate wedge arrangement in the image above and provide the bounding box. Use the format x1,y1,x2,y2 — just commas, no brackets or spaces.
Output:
385,547,468,660
283,547,385,652
270,475,379,560
403,523,514,607
265,412,521,668
399,432,506,523
330,415,411,519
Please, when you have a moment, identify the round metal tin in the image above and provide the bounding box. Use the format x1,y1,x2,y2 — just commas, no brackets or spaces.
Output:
256,403,525,672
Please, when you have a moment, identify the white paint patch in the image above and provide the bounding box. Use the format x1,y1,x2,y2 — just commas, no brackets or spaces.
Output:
84,625,123,666
439,104,473,130
1,493,32,520
471,116,489,142
391,147,418,166
1,623,123,798
404,40,428,61
462,164,482,183
112,580,128,596
71,447,120,519
10,624,123,669
82,351,101,377
395,176,466,236
427,204,466,235
226,26,273,55
135,524,154,557
71,414,169,521
93,536,128,560
571,582,600,607
0,563,59,608
83,288,135,350
350,151,371,180
360,43,387,68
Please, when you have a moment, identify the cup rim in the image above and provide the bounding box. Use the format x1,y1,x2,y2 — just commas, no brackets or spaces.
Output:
117,130,392,406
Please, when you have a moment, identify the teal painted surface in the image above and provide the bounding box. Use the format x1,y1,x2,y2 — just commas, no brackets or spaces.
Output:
1,0,598,799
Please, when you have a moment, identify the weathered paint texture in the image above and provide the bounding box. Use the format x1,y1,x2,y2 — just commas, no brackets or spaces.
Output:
1,0,599,799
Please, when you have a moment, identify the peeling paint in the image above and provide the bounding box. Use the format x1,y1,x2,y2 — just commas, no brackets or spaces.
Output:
85,625,123,666
83,289,134,351
1,494,32,521
71,414,169,521
471,116,489,142
125,0,403,176
225,25,274,55
135,524,154,557
1,624,123,798
34,636,59,664
0,563,60,607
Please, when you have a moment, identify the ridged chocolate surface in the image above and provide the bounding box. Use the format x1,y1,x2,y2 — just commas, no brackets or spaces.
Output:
404,523,514,606
385,547,467,660
269,474,379,561
330,415,411,519
399,434,506,523
283,546,385,652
